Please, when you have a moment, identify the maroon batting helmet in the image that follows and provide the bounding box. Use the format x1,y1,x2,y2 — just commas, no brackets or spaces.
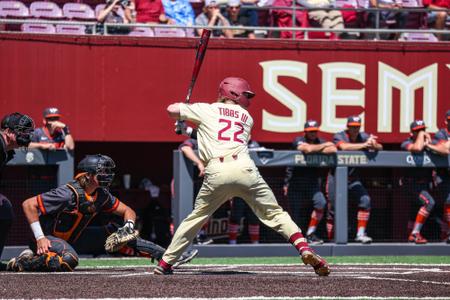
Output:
218,77,255,108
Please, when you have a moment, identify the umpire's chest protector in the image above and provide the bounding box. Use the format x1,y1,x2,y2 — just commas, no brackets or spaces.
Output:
53,180,110,243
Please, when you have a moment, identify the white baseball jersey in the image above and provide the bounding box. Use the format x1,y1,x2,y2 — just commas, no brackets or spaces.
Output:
179,102,253,164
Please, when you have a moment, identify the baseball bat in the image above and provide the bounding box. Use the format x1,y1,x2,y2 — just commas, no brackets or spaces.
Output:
176,29,211,134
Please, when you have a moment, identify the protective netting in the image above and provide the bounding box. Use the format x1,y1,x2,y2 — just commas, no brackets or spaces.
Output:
194,166,449,243
0,165,57,245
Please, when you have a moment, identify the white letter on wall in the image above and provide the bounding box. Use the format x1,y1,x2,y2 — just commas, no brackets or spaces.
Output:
378,62,438,133
260,60,307,133
319,63,366,132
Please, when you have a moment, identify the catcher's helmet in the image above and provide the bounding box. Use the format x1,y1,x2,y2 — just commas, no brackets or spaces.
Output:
218,77,255,108
1,113,35,147
77,154,115,188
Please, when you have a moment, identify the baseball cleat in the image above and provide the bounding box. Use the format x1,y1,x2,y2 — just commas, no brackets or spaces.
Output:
355,234,372,244
306,233,324,245
301,249,330,276
173,249,199,268
408,233,428,244
153,265,173,275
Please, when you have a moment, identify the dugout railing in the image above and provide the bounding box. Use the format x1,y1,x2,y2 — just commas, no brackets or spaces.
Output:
173,149,450,256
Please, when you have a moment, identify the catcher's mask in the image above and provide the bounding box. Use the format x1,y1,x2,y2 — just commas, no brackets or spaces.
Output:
77,154,116,188
1,113,35,147
218,77,255,108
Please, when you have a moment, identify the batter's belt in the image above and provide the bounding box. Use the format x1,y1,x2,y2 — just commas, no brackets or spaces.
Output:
209,154,243,164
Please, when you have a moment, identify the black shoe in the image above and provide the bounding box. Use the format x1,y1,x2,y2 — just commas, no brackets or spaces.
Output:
307,233,324,245
0,262,6,271
194,234,213,245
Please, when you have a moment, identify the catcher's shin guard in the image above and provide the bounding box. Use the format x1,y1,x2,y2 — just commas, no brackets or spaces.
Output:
127,238,166,261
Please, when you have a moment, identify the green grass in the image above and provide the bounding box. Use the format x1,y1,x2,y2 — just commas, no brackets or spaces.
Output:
78,256,450,267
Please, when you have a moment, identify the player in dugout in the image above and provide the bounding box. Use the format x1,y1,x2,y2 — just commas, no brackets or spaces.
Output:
29,107,75,151
0,112,35,271
155,76,330,276
432,110,450,243
327,115,382,244
6,154,197,272
283,120,337,245
401,120,442,244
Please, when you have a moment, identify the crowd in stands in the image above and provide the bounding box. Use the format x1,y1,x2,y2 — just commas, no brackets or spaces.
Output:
0,0,448,39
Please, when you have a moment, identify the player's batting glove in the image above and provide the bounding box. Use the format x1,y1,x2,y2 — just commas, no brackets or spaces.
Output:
105,221,139,253
175,121,194,137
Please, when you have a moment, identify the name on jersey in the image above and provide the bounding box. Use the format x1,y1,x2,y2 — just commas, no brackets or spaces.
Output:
219,107,249,124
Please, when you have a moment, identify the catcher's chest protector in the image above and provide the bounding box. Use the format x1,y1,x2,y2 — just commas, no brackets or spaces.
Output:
52,181,106,243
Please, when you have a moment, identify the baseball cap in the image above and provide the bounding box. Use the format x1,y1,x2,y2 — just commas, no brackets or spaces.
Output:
228,0,240,6
347,115,362,127
43,107,62,119
304,120,320,132
410,120,426,132
205,0,218,6
446,110,450,120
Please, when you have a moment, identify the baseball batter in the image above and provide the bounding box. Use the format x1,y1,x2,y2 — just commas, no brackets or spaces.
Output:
155,77,330,276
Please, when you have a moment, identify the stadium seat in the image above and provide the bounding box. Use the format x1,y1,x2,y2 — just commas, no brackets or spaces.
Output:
153,27,186,37
29,1,64,19
55,24,87,35
0,0,29,18
94,3,125,19
21,22,56,33
62,3,95,20
128,26,154,37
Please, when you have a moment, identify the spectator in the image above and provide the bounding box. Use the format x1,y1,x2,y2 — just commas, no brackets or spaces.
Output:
431,111,450,243
29,107,75,151
297,0,345,37
133,0,169,24
271,0,305,39
327,115,383,244
401,120,442,244
97,0,134,34
195,0,233,37
224,0,256,38
283,120,336,245
162,0,195,26
368,0,408,39
424,0,450,40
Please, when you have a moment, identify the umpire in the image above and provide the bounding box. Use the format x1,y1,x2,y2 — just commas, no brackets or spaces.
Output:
0,112,35,270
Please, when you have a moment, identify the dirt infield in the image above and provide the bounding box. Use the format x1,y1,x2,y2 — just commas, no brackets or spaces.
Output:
1,264,450,299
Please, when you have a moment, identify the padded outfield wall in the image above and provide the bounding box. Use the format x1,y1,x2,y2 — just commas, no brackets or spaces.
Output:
0,33,449,144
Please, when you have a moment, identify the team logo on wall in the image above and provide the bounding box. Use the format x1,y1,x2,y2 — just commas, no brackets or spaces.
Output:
257,151,274,165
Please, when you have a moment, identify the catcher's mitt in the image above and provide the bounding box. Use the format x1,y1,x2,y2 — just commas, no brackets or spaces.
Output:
105,221,139,253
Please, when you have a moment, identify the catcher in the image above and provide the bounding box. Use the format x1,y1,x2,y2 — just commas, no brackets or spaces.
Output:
7,154,197,272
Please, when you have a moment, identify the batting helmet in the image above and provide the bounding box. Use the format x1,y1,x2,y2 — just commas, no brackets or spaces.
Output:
1,113,35,147
77,154,115,188
218,77,255,108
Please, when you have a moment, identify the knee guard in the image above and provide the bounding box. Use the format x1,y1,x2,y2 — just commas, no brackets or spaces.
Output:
419,191,435,212
127,238,166,261
312,192,327,210
359,195,371,210
60,251,79,271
